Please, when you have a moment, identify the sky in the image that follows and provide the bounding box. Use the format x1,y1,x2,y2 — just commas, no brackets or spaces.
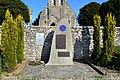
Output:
21,0,108,23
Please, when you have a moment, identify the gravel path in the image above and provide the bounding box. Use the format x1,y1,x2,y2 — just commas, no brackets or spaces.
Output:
22,62,100,79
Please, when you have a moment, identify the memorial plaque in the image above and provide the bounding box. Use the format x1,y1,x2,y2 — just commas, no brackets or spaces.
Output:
56,35,66,49
58,52,70,57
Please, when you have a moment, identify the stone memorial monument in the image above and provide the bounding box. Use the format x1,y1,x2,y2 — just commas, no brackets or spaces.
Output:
46,18,74,66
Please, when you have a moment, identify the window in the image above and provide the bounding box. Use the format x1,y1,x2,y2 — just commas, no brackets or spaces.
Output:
44,21,47,26
68,20,70,24
44,21,46,24
54,0,56,5
61,0,63,5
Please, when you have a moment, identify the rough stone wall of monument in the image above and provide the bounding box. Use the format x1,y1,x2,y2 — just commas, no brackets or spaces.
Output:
24,26,44,59
24,26,56,59
73,26,120,60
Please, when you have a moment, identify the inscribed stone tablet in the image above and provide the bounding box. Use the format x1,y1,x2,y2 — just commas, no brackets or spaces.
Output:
58,52,70,57
56,35,66,49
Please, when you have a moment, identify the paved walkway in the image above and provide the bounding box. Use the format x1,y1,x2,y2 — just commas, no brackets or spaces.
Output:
22,62,100,79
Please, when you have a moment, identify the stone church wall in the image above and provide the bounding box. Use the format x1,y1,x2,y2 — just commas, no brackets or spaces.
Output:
39,1,76,27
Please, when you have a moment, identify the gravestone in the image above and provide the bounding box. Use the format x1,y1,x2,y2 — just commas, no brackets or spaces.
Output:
46,18,74,65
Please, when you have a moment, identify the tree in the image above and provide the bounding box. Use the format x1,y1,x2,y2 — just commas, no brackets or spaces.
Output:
91,14,101,60
100,0,120,26
0,0,29,25
102,13,116,66
77,2,100,26
33,11,42,26
16,14,24,63
0,54,2,73
0,46,3,73
1,10,18,71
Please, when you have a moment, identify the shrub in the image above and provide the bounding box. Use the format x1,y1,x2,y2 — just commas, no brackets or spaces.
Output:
102,13,116,66
114,46,120,54
1,10,18,71
91,14,101,60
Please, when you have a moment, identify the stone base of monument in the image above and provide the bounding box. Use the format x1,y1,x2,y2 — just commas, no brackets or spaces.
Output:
45,18,74,66
46,58,74,66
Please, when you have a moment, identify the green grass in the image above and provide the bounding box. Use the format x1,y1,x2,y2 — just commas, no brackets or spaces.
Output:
105,46,120,70
93,75,104,78
114,46,120,54
91,46,120,71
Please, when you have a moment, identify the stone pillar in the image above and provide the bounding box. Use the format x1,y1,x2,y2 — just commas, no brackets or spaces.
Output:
51,0,54,6
29,8,33,27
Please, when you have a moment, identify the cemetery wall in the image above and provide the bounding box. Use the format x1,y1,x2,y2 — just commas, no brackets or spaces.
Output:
0,25,120,59
24,26,56,60
24,26,120,60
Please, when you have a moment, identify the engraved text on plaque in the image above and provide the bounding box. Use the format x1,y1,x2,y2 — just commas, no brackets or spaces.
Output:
56,35,66,49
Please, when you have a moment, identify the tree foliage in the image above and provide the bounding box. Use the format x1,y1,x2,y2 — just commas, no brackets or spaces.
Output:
91,14,101,60
16,14,24,63
0,46,3,73
100,0,120,26
0,0,29,25
0,54,2,73
102,13,116,66
32,11,42,26
1,10,18,71
77,2,100,26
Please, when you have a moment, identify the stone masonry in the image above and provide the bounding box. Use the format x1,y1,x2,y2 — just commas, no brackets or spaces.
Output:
24,26,56,59
0,25,120,60
24,26,120,60
39,0,76,27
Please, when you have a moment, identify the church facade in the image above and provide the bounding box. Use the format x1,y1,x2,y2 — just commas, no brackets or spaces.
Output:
39,0,76,27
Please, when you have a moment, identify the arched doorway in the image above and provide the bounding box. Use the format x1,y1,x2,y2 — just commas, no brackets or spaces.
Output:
50,22,56,26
